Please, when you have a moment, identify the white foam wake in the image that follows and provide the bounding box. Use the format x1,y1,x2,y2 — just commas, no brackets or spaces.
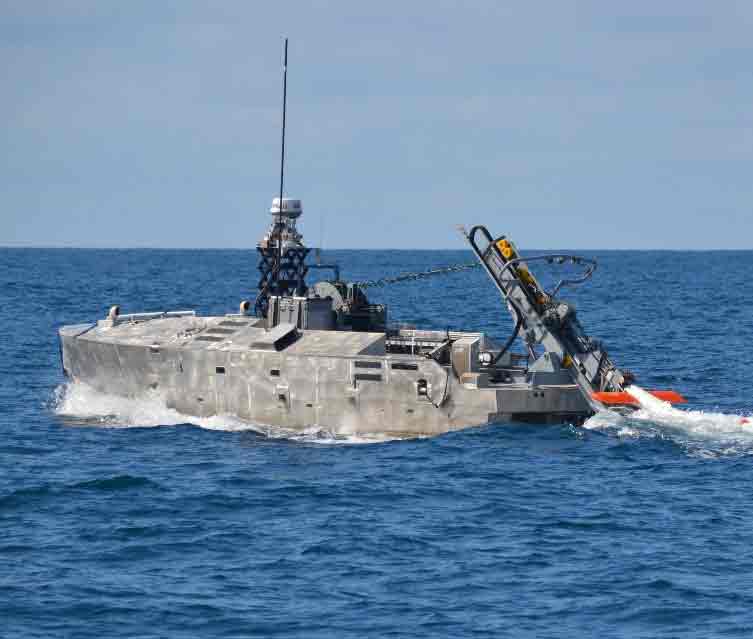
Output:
52,381,256,431
584,384,753,456
51,382,402,445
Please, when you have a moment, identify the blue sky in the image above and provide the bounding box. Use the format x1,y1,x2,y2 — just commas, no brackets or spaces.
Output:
2,1,751,249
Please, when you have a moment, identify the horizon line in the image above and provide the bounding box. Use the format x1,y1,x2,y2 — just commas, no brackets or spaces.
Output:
1,243,751,252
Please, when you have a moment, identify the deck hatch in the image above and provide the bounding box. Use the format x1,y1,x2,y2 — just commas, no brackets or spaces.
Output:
250,323,298,351
195,335,225,342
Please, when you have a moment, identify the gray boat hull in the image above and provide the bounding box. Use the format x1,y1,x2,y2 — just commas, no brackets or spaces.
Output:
58,313,591,437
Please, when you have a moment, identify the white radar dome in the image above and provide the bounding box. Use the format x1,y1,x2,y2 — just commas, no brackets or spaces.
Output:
270,197,302,219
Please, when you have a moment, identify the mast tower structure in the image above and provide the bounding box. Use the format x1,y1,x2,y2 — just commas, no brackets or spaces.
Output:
255,38,309,318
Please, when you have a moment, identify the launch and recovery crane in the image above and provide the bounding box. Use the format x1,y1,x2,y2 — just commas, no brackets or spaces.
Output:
464,226,624,412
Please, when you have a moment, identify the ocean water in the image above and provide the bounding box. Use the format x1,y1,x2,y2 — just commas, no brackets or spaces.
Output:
2,247,753,638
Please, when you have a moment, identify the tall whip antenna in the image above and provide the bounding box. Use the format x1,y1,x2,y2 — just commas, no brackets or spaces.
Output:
275,37,289,298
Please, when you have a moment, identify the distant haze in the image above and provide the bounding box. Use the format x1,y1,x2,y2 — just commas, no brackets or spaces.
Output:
2,1,752,249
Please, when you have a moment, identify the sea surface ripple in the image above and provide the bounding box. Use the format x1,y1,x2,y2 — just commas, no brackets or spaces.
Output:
1,247,753,638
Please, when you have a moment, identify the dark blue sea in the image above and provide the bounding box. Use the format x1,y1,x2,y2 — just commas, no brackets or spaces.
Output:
2,247,753,638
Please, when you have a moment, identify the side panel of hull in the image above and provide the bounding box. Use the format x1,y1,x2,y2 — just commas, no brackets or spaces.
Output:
59,332,590,435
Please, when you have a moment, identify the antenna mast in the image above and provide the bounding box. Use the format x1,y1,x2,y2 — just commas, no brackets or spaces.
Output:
274,37,288,297
255,38,308,320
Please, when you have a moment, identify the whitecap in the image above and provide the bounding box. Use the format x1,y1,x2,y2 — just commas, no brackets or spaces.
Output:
584,384,753,456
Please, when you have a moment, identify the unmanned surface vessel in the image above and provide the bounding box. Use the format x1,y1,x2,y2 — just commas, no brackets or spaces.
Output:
57,41,685,436
57,200,685,436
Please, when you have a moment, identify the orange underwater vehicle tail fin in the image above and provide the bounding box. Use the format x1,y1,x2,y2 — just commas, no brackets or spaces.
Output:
592,390,687,406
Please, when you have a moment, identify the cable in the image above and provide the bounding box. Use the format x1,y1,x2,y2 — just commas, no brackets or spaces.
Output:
491,299,525,365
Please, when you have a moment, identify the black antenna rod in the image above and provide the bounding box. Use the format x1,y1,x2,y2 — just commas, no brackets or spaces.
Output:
275,37,288,298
